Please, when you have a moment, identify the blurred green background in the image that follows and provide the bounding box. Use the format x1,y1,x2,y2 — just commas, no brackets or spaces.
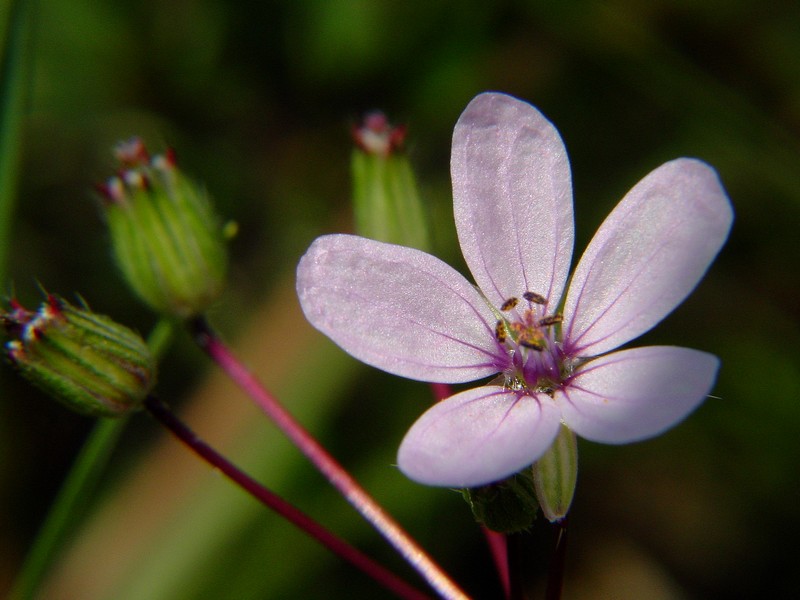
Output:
2,0,799,598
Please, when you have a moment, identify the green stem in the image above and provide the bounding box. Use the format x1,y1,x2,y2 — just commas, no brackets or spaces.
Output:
9,319,175,599
0,0,34,286
9,418,128,600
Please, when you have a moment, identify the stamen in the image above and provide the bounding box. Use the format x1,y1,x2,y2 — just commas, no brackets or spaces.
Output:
523,291,547,304
519,338,544,351
538,314,563,327
500,297,519,311
495,320,508,343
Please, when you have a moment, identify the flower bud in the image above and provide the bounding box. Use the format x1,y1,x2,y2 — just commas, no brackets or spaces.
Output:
98,138,228,319
1,295,156,417
461,469,540,533
351,112,430,251
532,424,578,522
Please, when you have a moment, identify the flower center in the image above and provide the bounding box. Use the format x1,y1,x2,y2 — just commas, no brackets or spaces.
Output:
494,292,565,394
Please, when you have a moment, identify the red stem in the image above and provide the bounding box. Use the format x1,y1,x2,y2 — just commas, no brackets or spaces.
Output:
190,317,470,600
429,382,510,599
144,395,429,600
483,528,510,599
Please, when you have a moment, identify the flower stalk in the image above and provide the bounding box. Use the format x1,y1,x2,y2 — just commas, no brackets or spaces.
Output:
189,316,469,600
143,394,429,600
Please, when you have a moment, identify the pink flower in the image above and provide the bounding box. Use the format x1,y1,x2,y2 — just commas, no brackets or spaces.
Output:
297,92,733,488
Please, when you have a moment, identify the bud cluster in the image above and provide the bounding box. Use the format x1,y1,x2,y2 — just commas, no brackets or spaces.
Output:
98,138,228,319
1,295,156,417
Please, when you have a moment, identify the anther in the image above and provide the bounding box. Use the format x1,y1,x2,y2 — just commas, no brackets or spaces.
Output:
520,338,544,351
495,320,508,343
500,297,519,311
523,291,547,304
538,314,563,327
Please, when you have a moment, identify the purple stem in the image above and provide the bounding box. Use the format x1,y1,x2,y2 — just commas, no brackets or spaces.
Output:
190,317,470,600
429,382,510,600
144,395,429,600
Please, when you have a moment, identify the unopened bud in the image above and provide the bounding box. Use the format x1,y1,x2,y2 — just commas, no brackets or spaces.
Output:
1,295,156,417
351,112,430,251
98,138,228,319
532,424,578,522
462,469,539,533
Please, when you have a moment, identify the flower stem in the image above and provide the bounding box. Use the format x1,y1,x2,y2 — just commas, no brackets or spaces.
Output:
482,528,510,600
189,316,470,600
143,394,429,600
0,0,34,286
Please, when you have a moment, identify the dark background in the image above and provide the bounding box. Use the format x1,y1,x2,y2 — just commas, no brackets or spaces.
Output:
2,1,799,598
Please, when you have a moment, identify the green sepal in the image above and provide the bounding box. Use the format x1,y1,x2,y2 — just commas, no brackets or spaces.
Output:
532,424,578,522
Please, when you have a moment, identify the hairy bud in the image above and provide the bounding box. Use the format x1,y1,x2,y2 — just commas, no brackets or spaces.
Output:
2,295,156,417
98,138,228,318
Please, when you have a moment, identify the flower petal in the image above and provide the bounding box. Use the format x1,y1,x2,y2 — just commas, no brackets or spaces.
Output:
451,92,574,311
563,158,733,356
398,386,562,487
297,234,504,383
558,346,719,443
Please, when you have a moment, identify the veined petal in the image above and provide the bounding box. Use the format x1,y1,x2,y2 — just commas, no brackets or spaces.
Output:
297,234,504,383
398,386,562,488
558,346,719,443
563,158,733,356
452,92,574,311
